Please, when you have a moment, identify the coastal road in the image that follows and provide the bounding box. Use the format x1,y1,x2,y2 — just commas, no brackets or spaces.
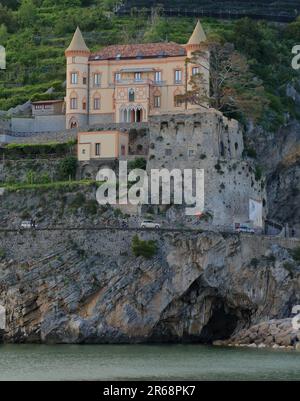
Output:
0,226,299,241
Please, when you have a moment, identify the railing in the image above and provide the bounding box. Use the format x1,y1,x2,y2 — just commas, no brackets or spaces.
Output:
115,78,154,85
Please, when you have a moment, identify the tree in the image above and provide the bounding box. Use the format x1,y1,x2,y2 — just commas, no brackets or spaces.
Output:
58,156,77,180
0,24,8,44
178,41,268,122
131,235,157,259
18,0,37,28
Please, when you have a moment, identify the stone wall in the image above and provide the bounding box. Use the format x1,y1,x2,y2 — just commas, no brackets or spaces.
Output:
11,115,65,134
147,111,266,228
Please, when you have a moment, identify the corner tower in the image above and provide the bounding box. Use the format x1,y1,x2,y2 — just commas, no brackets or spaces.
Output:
185,20,209,109
65,27,90,129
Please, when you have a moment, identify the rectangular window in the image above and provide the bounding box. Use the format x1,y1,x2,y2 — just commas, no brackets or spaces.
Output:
94,98,101,110
155,71,162,82
35,105,43,110
135,72,142,81
192,67,200,75
115,73,121,82
70,98,77,110
83,77,87,85
154,96,161,108
95,143,101,156
121,145,126,156
188,149,195,157
174,70,182,84
71,72,78,84
165,149,172,156
94,73,101,87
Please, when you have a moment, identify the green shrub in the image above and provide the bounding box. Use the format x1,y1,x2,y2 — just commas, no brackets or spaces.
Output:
2,142,76,159
128,158,147,170
255,166,263,181
292,247,300,262
243,147,257,159
131,235,157,259
0,249,6,259
84,199,98,215
58,156,77,180
69,193,86,209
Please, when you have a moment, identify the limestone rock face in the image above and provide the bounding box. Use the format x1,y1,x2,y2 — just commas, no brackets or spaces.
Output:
247,119,300,233
0,229,299,344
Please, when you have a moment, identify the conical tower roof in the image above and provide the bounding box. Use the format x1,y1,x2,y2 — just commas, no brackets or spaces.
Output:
66,27,90,53
187,20,206,45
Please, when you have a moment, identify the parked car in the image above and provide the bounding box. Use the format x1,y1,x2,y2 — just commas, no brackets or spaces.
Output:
141,220,160,229
235,223,254,234
21,220,37,229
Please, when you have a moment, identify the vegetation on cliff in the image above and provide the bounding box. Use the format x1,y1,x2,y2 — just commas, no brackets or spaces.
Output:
0,1,299,128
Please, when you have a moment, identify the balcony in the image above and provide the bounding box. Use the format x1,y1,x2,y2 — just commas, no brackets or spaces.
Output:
109,79,167,87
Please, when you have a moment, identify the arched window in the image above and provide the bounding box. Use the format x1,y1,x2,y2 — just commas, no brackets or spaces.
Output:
70,91,78,110
128,88,135,102
94,97,101,110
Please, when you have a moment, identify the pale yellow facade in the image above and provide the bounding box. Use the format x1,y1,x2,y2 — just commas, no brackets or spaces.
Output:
77,131,129,161
65,21,209,129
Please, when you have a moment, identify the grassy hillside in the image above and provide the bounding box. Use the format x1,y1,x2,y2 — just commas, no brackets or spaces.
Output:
0,0,300,130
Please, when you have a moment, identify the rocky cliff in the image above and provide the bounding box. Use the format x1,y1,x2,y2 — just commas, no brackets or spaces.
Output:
0,228,299,345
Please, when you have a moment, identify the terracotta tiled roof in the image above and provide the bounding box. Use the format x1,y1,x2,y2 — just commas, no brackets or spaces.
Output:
90,42,186,61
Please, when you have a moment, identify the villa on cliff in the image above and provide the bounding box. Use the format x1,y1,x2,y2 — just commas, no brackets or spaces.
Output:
65,21,209,129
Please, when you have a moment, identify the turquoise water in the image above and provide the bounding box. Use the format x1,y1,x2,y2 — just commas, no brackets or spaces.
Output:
0,344,299,381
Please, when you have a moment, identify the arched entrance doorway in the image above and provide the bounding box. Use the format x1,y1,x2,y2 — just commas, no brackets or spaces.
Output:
69,118,78,129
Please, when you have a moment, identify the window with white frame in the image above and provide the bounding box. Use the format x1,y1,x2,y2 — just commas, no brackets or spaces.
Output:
71,72,78,84
154,95,161,108
94,73,101,87
174,70,182,84
155,71,162,82
192,67,200,75
115,72,121,82
94,97,101,110
95,143,101,156
70,97,77,109
135,72,142,81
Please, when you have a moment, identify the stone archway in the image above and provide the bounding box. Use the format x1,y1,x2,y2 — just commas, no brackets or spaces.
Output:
69,118,78,129
120,105,145,123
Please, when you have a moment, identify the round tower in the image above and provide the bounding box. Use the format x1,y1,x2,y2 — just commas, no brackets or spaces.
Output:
65,27,90,129
184,20,209,110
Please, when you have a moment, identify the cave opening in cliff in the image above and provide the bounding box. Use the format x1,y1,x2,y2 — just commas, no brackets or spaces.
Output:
199,304,239,344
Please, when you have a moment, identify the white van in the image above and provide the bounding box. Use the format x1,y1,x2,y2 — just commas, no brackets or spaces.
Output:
141,220,160,229
21,221,37,229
